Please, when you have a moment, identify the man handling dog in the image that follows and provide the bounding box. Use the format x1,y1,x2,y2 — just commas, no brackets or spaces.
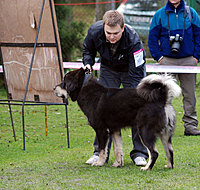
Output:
83,10,148,166
148,0,200,136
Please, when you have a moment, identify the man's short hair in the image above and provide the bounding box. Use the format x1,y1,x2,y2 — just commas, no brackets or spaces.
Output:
103,10,124,28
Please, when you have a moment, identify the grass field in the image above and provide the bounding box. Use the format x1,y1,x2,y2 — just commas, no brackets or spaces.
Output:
0,74,200,189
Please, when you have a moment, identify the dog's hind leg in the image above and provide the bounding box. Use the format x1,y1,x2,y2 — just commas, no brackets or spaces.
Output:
92,130,109,167
161,105,175,169
139,133,159,171
112,130,124,167
160,135,174,169
140,145,158,171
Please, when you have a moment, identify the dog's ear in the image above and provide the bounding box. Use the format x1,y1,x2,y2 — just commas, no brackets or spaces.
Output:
64,68,85,101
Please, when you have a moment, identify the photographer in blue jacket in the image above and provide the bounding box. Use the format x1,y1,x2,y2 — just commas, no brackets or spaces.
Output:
148,0,200,136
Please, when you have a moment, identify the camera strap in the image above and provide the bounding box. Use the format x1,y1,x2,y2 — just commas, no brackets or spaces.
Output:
166,7,187,39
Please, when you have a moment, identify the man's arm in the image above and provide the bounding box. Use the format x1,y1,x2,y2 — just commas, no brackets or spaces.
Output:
148,12,163,62
128,39,146,88
191,8,200,62
83,27,97,68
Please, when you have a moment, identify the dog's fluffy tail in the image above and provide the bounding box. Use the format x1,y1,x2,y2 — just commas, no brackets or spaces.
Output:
137,74,181,103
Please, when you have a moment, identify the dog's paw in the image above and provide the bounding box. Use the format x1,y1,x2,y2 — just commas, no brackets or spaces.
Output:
91,161,104,167
140,166,151,171
112,160,124,167
164,164,173,169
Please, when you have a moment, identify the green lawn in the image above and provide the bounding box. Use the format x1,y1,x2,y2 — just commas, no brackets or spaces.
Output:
0,74,200,189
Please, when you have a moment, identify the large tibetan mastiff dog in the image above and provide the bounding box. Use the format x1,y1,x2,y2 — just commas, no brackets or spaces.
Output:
54,68,181,170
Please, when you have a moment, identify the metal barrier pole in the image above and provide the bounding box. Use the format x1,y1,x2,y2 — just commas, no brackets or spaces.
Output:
49,0,70,148
0,48,16,141
22,0,46,150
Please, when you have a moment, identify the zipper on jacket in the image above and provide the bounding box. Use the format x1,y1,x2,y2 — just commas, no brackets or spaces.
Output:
175,8,179,28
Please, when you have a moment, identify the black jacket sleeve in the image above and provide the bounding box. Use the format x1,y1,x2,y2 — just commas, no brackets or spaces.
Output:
82,26,97,67
127,29,146,88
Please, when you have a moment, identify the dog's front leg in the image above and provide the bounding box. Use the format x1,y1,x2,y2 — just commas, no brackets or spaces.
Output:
92,148,108,166
92,146,108,167
112,130,124,167
92,131,109,167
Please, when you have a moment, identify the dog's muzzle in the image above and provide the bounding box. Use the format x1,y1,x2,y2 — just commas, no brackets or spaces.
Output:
53,85,68,99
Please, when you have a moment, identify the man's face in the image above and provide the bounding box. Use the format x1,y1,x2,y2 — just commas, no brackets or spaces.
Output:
104,24,124,44
169,0,181,7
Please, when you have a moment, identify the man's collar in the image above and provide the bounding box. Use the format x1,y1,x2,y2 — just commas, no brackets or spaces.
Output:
166,0,185,12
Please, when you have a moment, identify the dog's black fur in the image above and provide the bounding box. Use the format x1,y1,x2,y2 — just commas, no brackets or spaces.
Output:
54,68,181,170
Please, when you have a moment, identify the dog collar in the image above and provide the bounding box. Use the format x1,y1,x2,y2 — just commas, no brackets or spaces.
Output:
82,73,92,87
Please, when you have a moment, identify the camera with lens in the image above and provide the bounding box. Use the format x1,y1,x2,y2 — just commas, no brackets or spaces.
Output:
169,34,183,54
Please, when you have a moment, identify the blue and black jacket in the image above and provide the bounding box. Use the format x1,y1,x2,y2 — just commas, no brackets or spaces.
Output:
148,0,200,62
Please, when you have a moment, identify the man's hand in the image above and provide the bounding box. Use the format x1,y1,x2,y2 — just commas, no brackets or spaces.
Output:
158,56,163,64
194,57,198,64
83,64,92,72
